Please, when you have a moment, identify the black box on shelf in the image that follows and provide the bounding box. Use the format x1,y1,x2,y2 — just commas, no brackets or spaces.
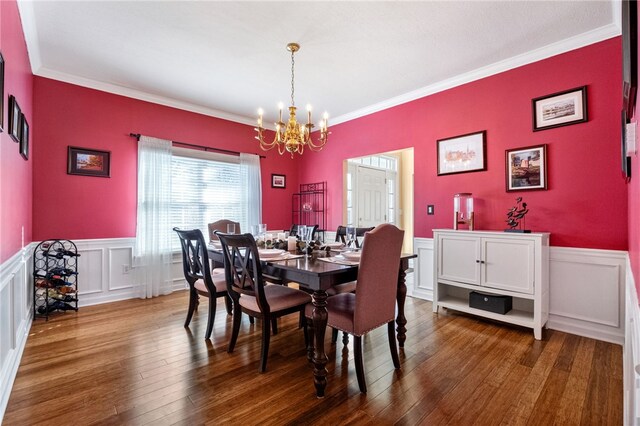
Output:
469,291,512,315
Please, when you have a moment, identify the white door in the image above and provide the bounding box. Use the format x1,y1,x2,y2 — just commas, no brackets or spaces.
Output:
437,233,481,285
356,166,387,227
482,238,535,294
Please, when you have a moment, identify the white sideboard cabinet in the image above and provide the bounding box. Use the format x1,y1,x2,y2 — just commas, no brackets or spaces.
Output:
433,229,550,339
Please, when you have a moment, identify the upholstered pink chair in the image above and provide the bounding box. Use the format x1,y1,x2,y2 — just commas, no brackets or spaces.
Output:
306,223,404,393
218,232,311,372
174,227,232,339
208,219,241,275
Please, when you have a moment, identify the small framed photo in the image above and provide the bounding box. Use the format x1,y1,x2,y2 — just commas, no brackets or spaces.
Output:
506,144,547,191
437,130,487,175
0,52,4,132
532,86,587,131
68,146,111,177
8,95,21,142
20,114,29,160
271,173,286,188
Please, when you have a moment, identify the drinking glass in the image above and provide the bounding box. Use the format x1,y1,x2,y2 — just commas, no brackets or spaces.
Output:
258,223,267,239
346,226,356,248
251,224,260,237
297,225,307,241
227,223,236,234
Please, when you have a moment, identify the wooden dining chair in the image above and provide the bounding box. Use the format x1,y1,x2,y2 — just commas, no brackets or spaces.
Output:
174,227,232,340
217,232,311,372
335,225,374,248
306,223,404,393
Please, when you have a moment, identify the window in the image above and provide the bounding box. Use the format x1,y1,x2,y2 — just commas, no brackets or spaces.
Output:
170,148,245,245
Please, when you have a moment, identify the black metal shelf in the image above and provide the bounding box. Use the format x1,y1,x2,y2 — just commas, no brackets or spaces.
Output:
292,182,327,242
33,239,79,321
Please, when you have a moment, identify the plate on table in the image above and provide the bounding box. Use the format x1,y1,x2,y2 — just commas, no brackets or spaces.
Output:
323,242,345,249
258,249,285,259
341,251,361,261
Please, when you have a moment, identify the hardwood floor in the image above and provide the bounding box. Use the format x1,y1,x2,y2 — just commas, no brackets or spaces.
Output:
4,292,622,425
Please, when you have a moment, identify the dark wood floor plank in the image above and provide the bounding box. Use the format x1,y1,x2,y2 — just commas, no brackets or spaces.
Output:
2,292,622,425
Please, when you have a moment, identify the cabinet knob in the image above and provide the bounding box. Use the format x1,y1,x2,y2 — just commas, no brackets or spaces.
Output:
476,260,485,264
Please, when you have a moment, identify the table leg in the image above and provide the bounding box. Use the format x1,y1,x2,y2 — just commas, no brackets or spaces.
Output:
311,289,329,398
396,261,408,348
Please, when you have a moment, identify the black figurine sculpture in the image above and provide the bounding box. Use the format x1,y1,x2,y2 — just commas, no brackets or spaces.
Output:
505,197,531,233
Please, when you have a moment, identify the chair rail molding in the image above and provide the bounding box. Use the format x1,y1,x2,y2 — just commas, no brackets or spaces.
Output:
412,237,626,345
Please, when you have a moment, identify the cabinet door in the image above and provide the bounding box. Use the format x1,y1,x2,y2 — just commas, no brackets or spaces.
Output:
437,234,481,285
482,238,534,294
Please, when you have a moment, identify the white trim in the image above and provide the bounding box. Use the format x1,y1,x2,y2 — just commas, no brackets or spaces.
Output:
412,238,434,301
330,24,619,126
413,238,626,344
624,254,638,425
17,0,619,129
33,67,256,127
0,243,35,423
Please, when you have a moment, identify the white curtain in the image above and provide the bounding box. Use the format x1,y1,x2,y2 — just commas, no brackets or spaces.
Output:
133,136,173,298
240,153,262,231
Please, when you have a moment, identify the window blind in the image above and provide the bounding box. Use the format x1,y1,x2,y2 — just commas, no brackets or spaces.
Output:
170,153,246,245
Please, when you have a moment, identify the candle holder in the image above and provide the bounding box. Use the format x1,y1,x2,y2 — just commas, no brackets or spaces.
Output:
453,193,474,230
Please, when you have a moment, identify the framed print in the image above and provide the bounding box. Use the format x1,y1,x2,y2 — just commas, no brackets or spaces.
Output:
506,144,547,191
622,109,632,178
67,146,111,177
20,114,29,160
271,173,286,188
437,130,487,175
532,86,587,131
0,52,4,132
8,95,21,142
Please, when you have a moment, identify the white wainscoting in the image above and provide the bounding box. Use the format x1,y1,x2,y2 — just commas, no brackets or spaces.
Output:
547,247,626,345
624,257,639,426
412,238,434,300
412,237,626,345
0,244,34,422
74,238,186,306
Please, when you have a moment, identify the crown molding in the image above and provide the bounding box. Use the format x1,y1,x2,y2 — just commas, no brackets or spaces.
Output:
331,23,620,126
17,0,620,130
35,67,257,127
17,0,41,73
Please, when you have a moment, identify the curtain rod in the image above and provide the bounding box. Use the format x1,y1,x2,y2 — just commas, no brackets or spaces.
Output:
129,133,265,159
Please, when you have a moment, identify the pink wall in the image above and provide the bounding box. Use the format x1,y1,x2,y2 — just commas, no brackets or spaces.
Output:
32,78,299,241
299,38,627,251
629,17,640,293
0,0,33,263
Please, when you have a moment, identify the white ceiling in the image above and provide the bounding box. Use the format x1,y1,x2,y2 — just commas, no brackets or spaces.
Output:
18,1,618,127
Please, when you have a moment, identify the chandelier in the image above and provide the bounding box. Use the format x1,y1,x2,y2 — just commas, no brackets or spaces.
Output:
255,43,329,157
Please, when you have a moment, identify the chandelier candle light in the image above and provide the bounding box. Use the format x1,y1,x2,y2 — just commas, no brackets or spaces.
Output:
255,43,329,157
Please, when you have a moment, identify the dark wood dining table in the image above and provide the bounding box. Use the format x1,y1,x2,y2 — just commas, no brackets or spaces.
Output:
207,246,417,398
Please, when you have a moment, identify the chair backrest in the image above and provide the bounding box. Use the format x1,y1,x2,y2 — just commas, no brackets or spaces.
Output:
173,227,217,295
290,224,319,240
335,226,374,248
208,219,241,241
216,232,271,315
353,224,404,335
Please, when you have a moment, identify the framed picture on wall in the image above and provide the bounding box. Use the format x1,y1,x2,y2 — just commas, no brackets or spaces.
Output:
532,86,587,131
437,130,487,175
68,146,111,177
505,144,547,191
20,114,29,160
8,95,21,142
0,52,4,132
271,174,286,188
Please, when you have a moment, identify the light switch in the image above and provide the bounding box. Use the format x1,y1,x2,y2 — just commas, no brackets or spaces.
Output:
427,205,434,215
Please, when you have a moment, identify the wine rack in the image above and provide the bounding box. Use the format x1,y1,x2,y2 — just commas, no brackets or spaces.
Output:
33,239,79,320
